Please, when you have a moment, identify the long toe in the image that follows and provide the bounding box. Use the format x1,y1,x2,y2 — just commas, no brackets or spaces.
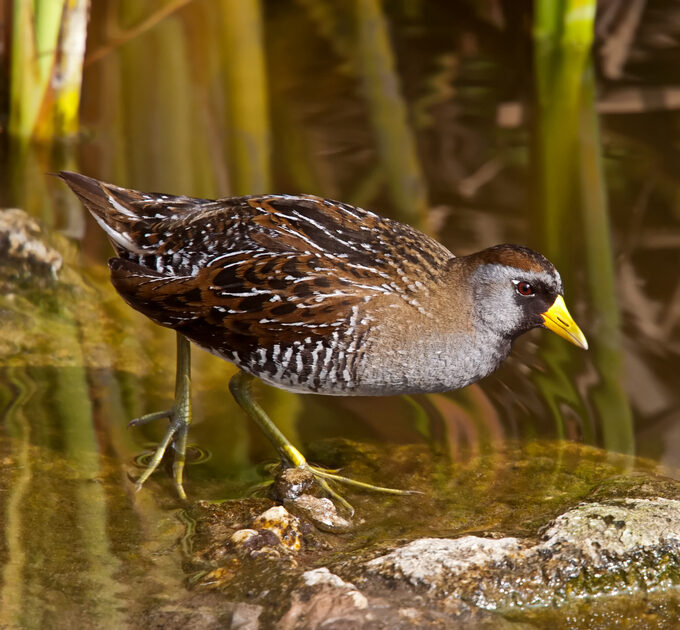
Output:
130,408,191,499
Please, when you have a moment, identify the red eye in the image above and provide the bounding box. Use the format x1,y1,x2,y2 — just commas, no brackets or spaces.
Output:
516,281,534,296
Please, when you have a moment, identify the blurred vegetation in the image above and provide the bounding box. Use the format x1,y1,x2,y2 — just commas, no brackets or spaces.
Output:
532,0,634,453
5,0,88,143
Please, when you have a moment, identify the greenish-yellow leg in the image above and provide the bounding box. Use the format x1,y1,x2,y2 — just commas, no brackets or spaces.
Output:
229,370,413,515
128,332,192,499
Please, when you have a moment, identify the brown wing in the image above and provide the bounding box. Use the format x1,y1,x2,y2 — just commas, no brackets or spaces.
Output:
109,246,393,356
64,171,453,357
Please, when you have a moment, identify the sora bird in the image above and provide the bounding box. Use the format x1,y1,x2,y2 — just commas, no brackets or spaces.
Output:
60,171,587,511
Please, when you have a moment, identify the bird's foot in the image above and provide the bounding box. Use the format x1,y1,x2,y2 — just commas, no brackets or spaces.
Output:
128,406,190,500
229,370,418,516
281,443,418,516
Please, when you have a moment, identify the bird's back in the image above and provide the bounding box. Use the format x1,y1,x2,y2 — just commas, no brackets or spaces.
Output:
60,172,455,394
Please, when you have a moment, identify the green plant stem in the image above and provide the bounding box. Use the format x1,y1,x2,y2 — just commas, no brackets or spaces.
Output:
355,0,428,225
220,0,271,194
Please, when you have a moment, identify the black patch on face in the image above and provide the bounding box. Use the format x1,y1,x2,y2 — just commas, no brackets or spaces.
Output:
514,281,558,327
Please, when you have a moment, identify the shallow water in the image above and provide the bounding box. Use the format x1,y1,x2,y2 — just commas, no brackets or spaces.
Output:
1,1,680,627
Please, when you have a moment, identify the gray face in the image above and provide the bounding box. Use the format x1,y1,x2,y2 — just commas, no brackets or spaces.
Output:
470,263,563,340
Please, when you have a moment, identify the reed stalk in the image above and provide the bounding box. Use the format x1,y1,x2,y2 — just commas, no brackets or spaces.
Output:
578,67,634,454
532,0,634,453
8,0,88,142
355,0,428,225
219,0,271,194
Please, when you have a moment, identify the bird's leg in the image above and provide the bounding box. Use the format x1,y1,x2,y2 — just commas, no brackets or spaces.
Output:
228,370,412,515
128,332,192,500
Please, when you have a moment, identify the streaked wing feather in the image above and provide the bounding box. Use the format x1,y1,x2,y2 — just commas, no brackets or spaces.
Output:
68,171,455,354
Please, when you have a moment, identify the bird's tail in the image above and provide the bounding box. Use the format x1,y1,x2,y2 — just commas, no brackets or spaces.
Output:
59,171,151,255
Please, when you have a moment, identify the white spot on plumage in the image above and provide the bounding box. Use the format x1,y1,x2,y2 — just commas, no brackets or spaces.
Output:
106,193,138,219
220,289,271,297
91,215,146,254
276,223,324,252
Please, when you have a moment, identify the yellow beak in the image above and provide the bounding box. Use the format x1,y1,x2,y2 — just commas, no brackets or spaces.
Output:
541,295,588,350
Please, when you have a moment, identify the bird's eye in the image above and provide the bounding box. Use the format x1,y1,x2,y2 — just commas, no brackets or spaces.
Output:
515,281,534,296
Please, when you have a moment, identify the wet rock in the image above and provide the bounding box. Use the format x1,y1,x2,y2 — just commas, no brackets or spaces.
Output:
279,567,522,630
189,504,306,592
361,496,680,609
273,466,353,532
143,598,262,630
285,495,353,533
227,505,304,559
364,536,526,595
273,467,320,502
0,208,62,280
279,568,368,629
539,496,680,563
187,498,277,566
230,527,286,559
251,505,303,552
177,443,680,627
230,528,260,546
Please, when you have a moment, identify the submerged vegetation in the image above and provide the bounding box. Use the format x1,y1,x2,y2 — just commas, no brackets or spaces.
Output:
1,0,678,470
1,0,678,467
